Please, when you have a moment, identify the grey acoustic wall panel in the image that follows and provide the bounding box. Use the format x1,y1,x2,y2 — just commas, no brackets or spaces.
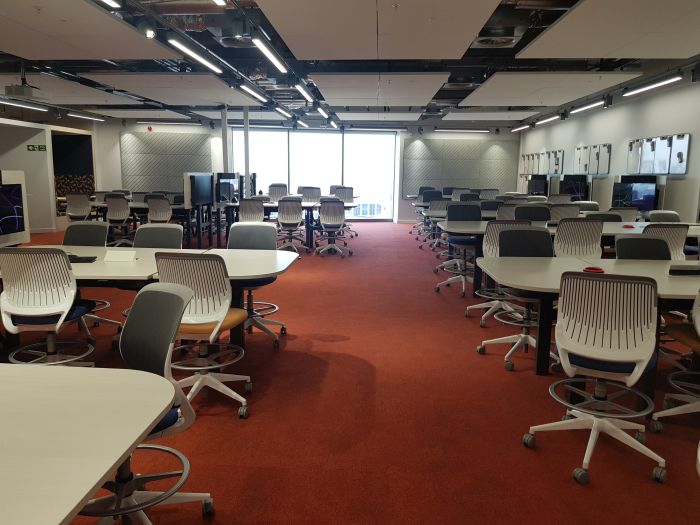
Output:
402,137,519,197
120,132,212,192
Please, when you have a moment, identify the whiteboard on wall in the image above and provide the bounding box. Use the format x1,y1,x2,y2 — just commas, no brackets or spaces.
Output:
670,134,690,175
573,147,582,175
538,153,548,175
589,145,600,175
627,140,642,174
598,144,611,175
547,152,556,175
554,150,564,175
653,136,672,174
640,138,655,174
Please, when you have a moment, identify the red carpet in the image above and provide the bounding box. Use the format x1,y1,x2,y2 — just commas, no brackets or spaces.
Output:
17,224,700,524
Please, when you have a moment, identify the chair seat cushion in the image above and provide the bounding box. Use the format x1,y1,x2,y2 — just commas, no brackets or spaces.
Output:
555,346,658,375
683,245,699,255
664,323,700,350
149,407,179,435
180,308,248,335
11,299,96,326
240,276,277,288
448,236,477,246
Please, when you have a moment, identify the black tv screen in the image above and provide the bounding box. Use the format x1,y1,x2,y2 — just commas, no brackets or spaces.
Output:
560,175,589,201
612,182,658,212
190,175,214,206
0,184,25,234
528,176,547,195
216,174,239,202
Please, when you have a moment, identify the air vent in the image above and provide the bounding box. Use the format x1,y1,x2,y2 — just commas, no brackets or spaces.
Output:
471,36,522,48
5,84,36,99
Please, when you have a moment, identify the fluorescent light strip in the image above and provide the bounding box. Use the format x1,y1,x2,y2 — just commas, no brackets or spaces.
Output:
252,37,288,74
329,121,338,129
67,112,105,122
145,29,155,39
99,0,121,8
511,125,529,133
238,84,268,103
317,107,329,119
435,129,489,133
0,99,48,112
297,120,309,128
570,100,605,114
231,124,286,129
622,75,683,97
274,107,292,119
295,83,314,103
167,38,223,74
350,127,405,132
535,115,559,126
212,0,226,5
136,121,202,126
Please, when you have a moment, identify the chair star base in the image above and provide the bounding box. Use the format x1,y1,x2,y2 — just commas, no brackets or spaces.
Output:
9,337,94,366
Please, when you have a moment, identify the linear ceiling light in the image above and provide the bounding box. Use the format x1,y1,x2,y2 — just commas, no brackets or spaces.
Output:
295,83,314,103
329,121,338,129
297,120,309,128
231,124,286,129
238,84,268,103
0,99,49,112
622,75,683,97
317,107,329,119
252,37,288,74
68,112,105,122
435,129,489,133
535,115,559,126
511,125,529,133
167,38,223,74
350,127,406,132
98,0,121,8
274,107,292,119
212,0,227,5
136,121,201,126
570,100,605,114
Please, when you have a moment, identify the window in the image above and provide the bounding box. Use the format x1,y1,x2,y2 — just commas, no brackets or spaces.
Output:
232,129,288,194
289,131,342,194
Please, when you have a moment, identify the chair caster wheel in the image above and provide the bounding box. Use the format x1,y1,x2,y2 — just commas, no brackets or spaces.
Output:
306,248,311,254
238,406,249,419
434,287,440,293
281,326,287,335
244,381,253,393
349,251,353,256
476,345,485,355
652,466,667,483
343,242,347,246
202,498,215,516
649,420,663,433
479,319,486,328
573,468,589,485
419,245,423,250
445,282,451,287
465,309,472,318
522,433,536,449
273,339,280,350
504,361,514,371
93,322,100,327
550,363,563,374
433,268,439,274
246,326,253,334
634,431,646,444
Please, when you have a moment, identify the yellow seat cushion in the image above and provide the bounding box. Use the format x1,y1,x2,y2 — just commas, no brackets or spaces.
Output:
665,323,700,350
179,308,248,336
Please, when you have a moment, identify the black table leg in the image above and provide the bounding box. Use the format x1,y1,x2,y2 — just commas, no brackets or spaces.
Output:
195,205,203,249
229,284,245,346
535,293,555,375
215,208,222,248
472,234,484,297
206,205,213,247
304,208,314,250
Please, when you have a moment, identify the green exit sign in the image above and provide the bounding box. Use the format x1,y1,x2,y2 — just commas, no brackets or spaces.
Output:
26,145,46,152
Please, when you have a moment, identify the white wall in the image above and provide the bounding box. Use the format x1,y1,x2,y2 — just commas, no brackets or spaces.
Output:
520,81,700,221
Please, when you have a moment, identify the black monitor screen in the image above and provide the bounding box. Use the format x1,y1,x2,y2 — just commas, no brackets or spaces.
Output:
527,177,547,195
0,184,24,234
560,175,589,201
190,175,214,206
612,182,658,212
216,174,239,202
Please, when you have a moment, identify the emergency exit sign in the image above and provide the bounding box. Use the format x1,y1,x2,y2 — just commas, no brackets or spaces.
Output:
26,145,46,152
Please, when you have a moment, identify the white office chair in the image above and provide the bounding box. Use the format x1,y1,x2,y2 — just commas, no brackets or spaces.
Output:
80,283,214,523
495,203,516,220
649,210,681,222
277,198,307,253
335,187,358,238
549,204,580,224
268,183,288,202
106,192,135,246
238,198,265,222
0,248,95,366
576,200,599,212
479,189,498,200
316,200,352,257
65,193,94,221
642,223,689,261
548,194,572,204
156,252,251,418
146,195,172,223
553,218,603,258
302,186,322,202
610,207,639,222
522,272,666,485
419,199,450,250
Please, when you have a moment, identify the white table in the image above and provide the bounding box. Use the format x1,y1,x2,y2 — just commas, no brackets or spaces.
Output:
205,248,298,280
438,220,700,237
0,364,174,525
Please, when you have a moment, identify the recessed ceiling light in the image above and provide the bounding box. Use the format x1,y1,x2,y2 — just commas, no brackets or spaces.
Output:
167,38,223,74
317,107,329,119
297,120,309,128
434,129,489,133
622,75,683,97
212,0,227,5
295,83,314,103
136,121,202,126
329,121,338,129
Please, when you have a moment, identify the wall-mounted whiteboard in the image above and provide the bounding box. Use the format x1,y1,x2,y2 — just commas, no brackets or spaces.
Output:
589,145,600,175
653,136,672,174
670,134,690,175
640,138,655,174
538,153,548,175
574,146,590,175
627,140,642,174
555,150,564,175
598,144,611,175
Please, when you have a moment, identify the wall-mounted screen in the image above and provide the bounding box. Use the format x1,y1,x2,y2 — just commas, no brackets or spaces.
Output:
0,184,25,234
560,175,589,201
612,181,659,212
528,175,547,195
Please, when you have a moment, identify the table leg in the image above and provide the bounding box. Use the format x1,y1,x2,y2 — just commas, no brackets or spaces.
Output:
535,293,555,375
304,208,314,250
216,208,222,248
195,205,203,249
472,235,484,297
229,284,245,346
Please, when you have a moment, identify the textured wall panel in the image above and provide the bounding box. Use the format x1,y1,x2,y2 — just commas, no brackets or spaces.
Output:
120,132,212,192
402,137,518,197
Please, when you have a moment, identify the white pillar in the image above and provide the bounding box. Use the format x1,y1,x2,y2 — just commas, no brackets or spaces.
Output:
243,107,250,178
221,106,230,172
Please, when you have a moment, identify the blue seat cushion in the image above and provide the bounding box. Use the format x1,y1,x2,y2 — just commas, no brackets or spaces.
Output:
240,276,277,288
683,245,699,255
149,407,179,435
11,299,96,326
554,346,657,375
448,236,477,246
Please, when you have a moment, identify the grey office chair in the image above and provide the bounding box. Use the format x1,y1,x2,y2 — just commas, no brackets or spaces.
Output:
586,212,622,222
459,192,480,202
316,200,352,257
277,199,307,253
146,195,172,223
134,224,183,249
642,223,689,261
649,210,681,222
238,198,265,222
514,204,551,224
610,207,639,222
80,283,214,522
268,183,288,202
616,237,671,260
228,222,287,348
553,219,603,258
65,193,94,221
302,186,322,202
576,201,599,212
549,204,580,224
496,203,516,220
335,187,358,238
548,194,572,204
434,204,481,297
329,184,342,195
105,192,134,246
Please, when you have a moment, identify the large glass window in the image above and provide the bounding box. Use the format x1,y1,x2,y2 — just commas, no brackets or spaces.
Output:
289,131,342,194
343,132,396,219
232,130,288,194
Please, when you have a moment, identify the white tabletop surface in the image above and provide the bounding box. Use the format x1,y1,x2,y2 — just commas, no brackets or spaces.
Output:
438,221,700,237
205,248,299,279
92,201,185,210
0,365,174,525
477,256,700,300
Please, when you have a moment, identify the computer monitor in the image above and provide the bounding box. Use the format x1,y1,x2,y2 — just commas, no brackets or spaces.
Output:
216,173,239,202
0,184,25,235
190,175,214,206
527,176,547,195
612,181,659,212
560,175,589,201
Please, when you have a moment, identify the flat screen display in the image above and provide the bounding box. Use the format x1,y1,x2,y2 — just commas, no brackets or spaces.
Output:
527,175,547,195
612,182,658,212
216,174,239,202
0,184,25,234
190,175,214,206
560,175,589,201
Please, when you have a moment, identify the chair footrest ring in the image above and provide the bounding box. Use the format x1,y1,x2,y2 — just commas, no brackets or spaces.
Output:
171,342,245,371
548,378,655,419
9,340,94,365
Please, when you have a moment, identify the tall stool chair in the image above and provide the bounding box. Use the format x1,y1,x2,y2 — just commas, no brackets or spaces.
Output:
277,198,307,253
316,199,352,257
642,223,689,261
238,198,265,222
105,192,135,246
228,222,287,348
65,193,95,221
80,283,214,522
145,194,173,223
268,183,289,201
476,227,553,371
549,203,580,224
0,248,96,365
335,187,358,238
548,194,572,204
610,207,639,222
434,203,481,297
553,218,603,258
649,210,680,222
522,272,666,485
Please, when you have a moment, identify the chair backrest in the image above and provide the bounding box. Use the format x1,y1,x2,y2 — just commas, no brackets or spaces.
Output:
144,192,167,202
509,198,529,205
65,193,92,218
442,186,455,197
499,227,554,257
616,237,671,260
450,189,470,201
318,200,346,228
105,193,130,221
496,203,516,220
421,190,443,204
155,253,232,339
427,199,449,212
418,186,435,196
147,196,172,223
277,199,303,225
514,204,551,223
586,212,622,222
527,195,549,202
495,194,513,202
549,204,580,224
641,223,689,261
556,272,658,387
130,192,147,203
227,222,278,250
479,189,498,200
335,187,354,203
480,200,501,211
302,187,322,201
94,191,107,201
482,220,530,258
0,248,76,332
576,200,599,211
459,192,480,202
553,219,603,258
268,183,288,202
329,185,342,195
447,203,481,221
648,210,681,222
280,195,303,202
548,194,572,204
609,207,638,222
63,221,109,246
238,198,265,222
134,224,183,248
111,189,131,196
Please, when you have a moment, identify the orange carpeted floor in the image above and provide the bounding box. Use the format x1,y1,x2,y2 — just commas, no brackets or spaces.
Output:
16,223,700,524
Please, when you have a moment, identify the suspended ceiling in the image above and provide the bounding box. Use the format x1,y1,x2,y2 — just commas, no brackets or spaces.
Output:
442,111,540,121
95,109,191,119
